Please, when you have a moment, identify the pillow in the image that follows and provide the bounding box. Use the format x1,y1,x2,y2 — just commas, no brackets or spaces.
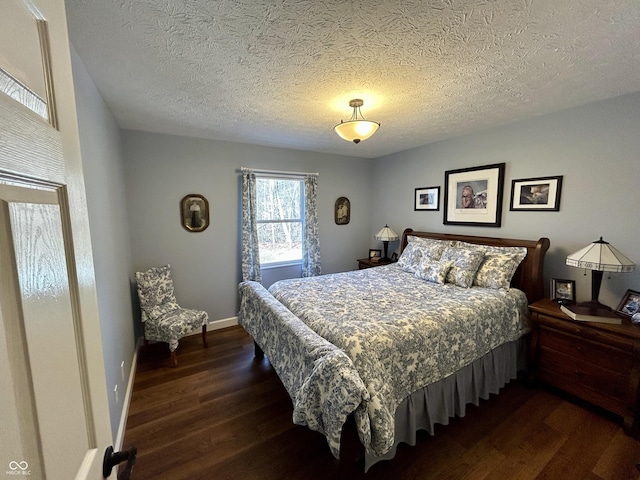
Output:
136,265,180,320
439,246,485,288
415,257,454,284
473,246,527,289
398,236,451,274
397,243,423,274
408,236,450,259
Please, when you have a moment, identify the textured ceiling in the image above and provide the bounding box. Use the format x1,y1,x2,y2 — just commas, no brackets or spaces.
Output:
65,0,640,159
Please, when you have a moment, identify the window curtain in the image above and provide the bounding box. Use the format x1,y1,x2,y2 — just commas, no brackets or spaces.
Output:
241,168,261,282
302,174,321,277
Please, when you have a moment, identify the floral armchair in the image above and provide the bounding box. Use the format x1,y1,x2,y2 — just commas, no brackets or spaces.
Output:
135,264,208,366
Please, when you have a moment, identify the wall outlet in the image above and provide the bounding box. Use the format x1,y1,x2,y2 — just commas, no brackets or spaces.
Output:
121,361,125,382
114,384,118,404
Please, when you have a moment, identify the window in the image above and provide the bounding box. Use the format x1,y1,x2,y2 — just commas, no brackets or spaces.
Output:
255,176,304,265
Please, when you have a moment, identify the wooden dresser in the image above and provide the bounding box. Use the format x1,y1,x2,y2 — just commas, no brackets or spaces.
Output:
528,298,640,436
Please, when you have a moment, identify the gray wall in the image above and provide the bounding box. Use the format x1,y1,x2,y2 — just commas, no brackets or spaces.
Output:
372,92,640,309
122,131,374,322
71,47,136,442
69,49,640,443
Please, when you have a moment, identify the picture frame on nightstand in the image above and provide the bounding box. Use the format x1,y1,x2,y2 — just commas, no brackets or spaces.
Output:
369,249,382,263
616,289,640,317
551,278,575,305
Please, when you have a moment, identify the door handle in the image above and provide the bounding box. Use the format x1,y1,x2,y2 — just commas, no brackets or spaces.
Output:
103,445,137,479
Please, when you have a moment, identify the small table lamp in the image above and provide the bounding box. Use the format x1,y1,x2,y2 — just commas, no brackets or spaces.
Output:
375,224,399,261
566,237,635,313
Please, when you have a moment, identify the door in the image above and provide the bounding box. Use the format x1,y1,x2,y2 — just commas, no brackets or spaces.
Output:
0,0,114,478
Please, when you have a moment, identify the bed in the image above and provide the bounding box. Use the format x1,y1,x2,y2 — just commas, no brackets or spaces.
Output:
238,229,550,471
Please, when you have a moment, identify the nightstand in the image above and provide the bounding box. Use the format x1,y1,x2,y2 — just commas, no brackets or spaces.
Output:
357,258,395,269
528,298,640,436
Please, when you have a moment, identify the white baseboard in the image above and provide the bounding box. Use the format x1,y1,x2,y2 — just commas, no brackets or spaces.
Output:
185,316,239,336
208,316,238,331
114,337,141,451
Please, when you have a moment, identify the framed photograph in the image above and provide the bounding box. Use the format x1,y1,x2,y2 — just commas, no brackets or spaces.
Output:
390,252,399,262
180,194,209,232
443,163,505,227
369,249,382,262
510,175,563,211
335,196,350,225
616,289,640,317
414,186,440,211
551,278,576,305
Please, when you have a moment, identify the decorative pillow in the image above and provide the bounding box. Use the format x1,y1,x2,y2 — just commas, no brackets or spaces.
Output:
408,236,450,260
397,243,423,274
136,265,180,320
399,236,451,274
473,246,527,289
439,246,485,288
453,240,484,251
415,258,454,284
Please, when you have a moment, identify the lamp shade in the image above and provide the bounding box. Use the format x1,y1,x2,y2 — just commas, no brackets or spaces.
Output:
375,225,399,242
334,99,380,144
566,237,635,309
334,120,380,144
566,237,635,272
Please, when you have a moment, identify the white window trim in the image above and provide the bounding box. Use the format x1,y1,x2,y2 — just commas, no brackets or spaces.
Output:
260,260,302,270
256,175,305,267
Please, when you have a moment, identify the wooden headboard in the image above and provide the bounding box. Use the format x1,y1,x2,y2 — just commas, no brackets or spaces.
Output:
400,228,550,303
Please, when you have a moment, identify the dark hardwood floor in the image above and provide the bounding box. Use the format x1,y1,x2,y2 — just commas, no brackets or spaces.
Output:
123,326,640,480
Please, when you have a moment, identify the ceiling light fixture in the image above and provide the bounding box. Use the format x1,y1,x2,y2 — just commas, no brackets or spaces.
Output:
334,99,380,144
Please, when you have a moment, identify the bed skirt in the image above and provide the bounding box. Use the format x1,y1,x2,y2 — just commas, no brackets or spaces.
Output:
364,336,527,471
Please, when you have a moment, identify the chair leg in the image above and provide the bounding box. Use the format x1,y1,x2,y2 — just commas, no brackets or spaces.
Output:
170,350,178,367
202,325,208,348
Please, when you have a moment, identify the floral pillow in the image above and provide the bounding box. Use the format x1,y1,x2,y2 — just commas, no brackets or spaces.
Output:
397,243,423,274
439,246,485,288
398,237,451,274
415,257,454,284
473,246,527,289
409,236,450,259
136,265,180,320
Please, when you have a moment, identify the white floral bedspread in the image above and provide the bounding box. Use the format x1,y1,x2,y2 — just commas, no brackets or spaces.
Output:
238,264,529,458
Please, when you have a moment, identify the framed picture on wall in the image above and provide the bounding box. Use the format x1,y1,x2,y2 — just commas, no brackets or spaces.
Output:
443,163,505,227
414,186,440,211
180,194,209,232
510,175,563,211
335,196,350,224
